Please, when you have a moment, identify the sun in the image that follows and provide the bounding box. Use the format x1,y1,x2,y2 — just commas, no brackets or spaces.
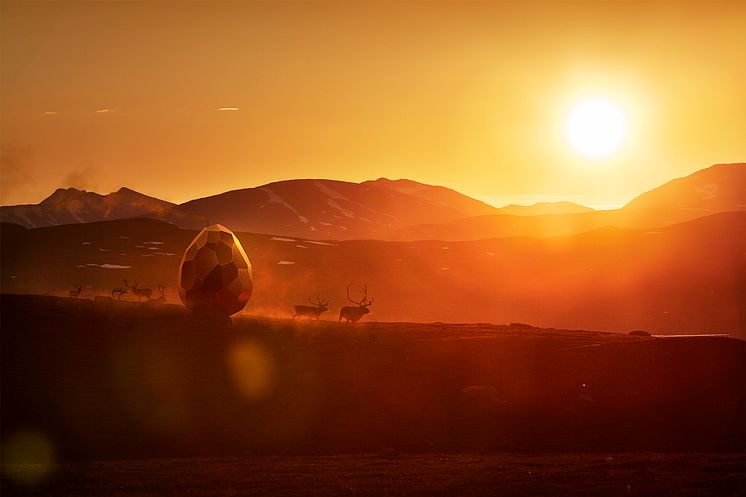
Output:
564,98,627,157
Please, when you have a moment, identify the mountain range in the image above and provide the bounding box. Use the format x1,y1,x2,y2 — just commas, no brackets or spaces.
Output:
0,187,174,228
390,163,746,240
1,162,744,336
4,163,743,240
165,177,501,239
1,177,501,238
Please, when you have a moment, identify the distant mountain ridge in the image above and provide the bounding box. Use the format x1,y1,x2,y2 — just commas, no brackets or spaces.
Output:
495,201,594,216
165,177,504,239
1,177,504,238
624,162,746,212
0,187,174,228
1,163,743,240
390,163,746,240
362,178,499,216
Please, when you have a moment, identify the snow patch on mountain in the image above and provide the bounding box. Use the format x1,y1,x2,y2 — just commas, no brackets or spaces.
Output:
326,199,355,218
695,184,718,200
314,181,350,201
259,186,308,223
303,240,338,246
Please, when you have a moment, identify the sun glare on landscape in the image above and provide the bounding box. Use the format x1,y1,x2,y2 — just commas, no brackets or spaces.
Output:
0,0,745,495
564,98,628,158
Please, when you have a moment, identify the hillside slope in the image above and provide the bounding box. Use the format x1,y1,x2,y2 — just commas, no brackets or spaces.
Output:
2,212,743,337
0,178,500,238
392,163,746,241
495,201,594,216
362,177,500,216
3,164,743,241
0,187,174,228
625,162,746,212
164,178,501,239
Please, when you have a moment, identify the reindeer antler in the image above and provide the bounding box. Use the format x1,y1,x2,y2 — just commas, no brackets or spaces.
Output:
347,283,372,306
360,284,374,307
346,283,362,305
307,296,327,307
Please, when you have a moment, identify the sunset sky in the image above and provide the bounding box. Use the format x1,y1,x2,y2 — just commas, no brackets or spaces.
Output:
1,0,744,208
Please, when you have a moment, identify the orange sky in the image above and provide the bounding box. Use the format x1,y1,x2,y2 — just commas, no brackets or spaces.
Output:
1,0,744,208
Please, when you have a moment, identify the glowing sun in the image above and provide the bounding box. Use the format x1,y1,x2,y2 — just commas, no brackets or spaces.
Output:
564,98,627,157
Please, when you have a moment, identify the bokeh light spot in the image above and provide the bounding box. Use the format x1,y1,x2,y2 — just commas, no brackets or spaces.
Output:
1,430,56,485
228,341,275,400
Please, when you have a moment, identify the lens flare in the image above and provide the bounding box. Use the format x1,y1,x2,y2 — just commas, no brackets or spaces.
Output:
228,340,275,400
0,430,55,485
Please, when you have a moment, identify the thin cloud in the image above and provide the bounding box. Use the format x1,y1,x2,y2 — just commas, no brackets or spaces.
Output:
218,107,239,111
95,108,110,113
43,111,58,115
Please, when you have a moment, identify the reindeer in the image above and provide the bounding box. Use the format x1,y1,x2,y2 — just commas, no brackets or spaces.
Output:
69,283,82,298
338,284,374,323
147,285,167,304
124,279,152,302
293,296,329,320
111,287,127,301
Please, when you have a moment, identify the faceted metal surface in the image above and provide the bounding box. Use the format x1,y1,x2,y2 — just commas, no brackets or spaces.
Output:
178,224,253,316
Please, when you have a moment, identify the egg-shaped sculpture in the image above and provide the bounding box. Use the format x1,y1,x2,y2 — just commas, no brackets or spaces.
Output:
178,224,253,316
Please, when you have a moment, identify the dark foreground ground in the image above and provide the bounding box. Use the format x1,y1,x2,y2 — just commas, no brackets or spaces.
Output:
3,453,746,497
2,295,744,458
2,295,745,495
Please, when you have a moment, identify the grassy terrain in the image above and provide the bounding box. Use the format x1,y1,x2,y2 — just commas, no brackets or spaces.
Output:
3,453,745,497
2,294,744,495
2,294,743,462
2,213,744,337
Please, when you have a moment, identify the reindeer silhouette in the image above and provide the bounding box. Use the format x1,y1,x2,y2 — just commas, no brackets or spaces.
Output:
111,287,127,301
338,284,374,323
124,279,152,302
293,296,329,319
69,283,82,298
147,284,167,304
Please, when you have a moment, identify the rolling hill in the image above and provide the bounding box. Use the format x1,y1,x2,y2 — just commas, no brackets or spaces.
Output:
625,162,746,212
391,163,746,241
494,201,594,216
2,164,743,241
0,178,501,238
163,178,501,239
2,211,743,337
